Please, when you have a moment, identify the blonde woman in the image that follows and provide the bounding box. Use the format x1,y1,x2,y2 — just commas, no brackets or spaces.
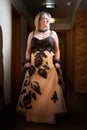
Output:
17,11,67,124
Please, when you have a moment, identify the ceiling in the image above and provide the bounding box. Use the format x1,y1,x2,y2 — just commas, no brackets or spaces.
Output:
21,0,87,24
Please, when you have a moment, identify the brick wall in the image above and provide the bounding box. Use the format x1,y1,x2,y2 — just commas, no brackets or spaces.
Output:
74,11,87,92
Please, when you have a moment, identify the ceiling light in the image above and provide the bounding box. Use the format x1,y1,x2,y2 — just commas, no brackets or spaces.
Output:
46,3,56,8
42,1,56,9
67,2,71,6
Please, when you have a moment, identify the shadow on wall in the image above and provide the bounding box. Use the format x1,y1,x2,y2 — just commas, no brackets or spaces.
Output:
0,26,4,110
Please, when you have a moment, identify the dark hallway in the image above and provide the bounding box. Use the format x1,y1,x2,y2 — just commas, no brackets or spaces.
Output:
0,80,87,130
0,1,87,130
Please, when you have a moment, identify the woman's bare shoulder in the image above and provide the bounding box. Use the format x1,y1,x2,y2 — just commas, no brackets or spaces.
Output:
51,30,58,38
51,30,57,35
28,31,34,37
27,31,34,39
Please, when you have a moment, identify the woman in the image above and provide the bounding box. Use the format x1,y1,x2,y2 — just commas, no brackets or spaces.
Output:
17,11,67,124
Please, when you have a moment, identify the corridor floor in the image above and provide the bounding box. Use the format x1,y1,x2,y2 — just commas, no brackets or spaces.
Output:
0,81,87,130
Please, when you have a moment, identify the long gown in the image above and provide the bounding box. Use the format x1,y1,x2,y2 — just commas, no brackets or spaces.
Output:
17,32,67,124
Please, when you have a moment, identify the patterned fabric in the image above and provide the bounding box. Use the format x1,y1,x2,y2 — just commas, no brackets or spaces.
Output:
17,36,67,124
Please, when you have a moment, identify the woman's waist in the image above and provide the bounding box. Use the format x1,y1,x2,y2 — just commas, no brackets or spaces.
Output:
31,47,54,53
31,50,54,68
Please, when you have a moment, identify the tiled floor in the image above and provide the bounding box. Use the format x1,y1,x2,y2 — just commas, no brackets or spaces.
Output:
0,81,87,130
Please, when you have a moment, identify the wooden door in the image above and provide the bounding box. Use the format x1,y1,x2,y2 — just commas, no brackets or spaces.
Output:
11,5,21,101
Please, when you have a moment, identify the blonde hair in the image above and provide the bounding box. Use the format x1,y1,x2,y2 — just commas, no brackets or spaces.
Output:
34,11,51,31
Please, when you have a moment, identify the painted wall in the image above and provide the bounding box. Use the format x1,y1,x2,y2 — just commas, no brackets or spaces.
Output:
0,0,11,105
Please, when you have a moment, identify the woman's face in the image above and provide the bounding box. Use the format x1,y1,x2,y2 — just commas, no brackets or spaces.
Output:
39,14,50,29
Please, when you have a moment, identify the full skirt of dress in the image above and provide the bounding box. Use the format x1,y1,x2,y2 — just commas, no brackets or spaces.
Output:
17,50,67,124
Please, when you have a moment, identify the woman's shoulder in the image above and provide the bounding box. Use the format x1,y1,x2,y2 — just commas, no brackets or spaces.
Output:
28,31,34,39
51,30,57,35
28,31,34,36
51,30,58,38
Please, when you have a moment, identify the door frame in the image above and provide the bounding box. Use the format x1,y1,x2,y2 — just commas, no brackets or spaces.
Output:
11,4,21,101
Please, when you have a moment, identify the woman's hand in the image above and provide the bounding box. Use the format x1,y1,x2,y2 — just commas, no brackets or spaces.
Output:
55,63,60,69
24,62,31,69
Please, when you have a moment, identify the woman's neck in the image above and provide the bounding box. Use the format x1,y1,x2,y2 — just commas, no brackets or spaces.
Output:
38,29,48,33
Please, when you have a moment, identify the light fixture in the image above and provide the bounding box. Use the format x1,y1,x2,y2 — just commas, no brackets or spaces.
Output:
42,0,56,9
45,3,56,8
67,1,71,6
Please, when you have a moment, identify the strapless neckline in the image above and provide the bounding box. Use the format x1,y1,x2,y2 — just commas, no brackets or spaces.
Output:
32,36,54,41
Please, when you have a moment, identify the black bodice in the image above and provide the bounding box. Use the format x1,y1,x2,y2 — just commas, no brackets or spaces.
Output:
31,36,55,52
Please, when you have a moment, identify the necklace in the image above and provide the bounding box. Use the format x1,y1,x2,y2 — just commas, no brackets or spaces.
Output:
38,29,48,33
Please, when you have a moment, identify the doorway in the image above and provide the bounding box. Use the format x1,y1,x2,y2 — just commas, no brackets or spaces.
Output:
11,5,21,102
57,31,67,77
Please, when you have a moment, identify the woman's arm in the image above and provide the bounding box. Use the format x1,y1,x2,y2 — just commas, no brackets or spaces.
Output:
25,32,33,60
52,31,61,68
24,32,33,68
